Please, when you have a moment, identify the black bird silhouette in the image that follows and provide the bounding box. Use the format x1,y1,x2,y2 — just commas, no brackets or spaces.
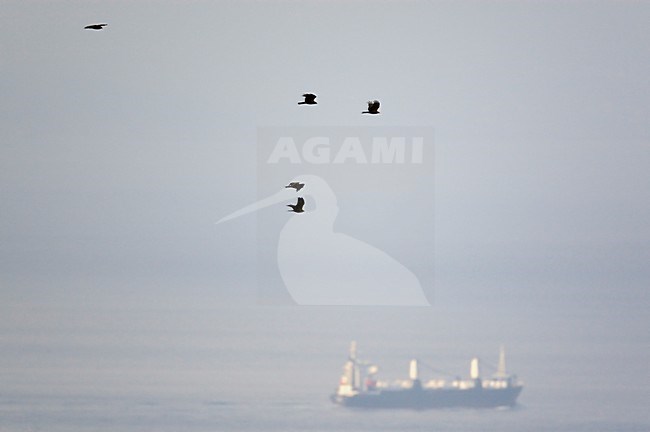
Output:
84,23,108,30
285,182,305,191
287,197,305,213
298,93,317,105
362,100,380,114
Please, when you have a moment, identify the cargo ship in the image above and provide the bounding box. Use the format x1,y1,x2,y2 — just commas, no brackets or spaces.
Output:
331,342,523,409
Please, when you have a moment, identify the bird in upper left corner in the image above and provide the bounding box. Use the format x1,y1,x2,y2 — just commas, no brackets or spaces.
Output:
84,23,108,30
298,93,317,105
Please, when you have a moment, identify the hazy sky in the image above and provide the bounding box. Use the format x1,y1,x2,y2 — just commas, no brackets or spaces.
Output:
1,1,649,311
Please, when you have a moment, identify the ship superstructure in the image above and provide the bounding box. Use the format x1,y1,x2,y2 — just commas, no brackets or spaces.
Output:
331,342,523,409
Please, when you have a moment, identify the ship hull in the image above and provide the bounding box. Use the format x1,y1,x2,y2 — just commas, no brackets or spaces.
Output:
332,386,523,409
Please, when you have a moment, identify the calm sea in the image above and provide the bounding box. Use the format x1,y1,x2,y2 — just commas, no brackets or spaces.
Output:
1,298,648,432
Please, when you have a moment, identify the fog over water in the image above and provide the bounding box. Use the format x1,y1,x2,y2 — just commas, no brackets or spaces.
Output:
1,303,648,431
1,1,649,431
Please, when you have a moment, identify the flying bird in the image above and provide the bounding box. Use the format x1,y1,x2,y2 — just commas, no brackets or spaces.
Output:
362,100,380,114
285,182,305,191
216,175,430,306
84,23,108,30
287,197,305,213
298,93,317,105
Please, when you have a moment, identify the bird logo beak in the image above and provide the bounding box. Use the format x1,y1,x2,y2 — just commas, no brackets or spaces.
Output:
216,187,298,224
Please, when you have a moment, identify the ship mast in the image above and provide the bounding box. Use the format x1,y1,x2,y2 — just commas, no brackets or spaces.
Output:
337,341,372,395
349,341,357,361
470,357,480,380
495,345,507,378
